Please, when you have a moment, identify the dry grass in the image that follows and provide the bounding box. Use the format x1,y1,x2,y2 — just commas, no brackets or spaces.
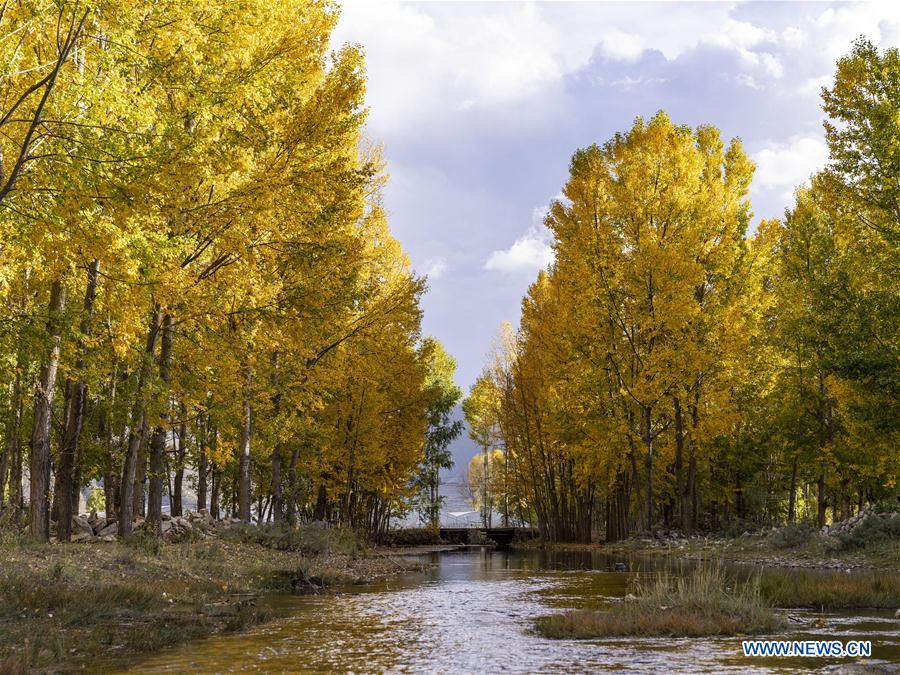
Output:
0,534,416,672
758,568,900,609
536,565,783,639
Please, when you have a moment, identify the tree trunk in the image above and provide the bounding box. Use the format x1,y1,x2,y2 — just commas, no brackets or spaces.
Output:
3,362,24,519
286,447,300,524
209,426,220,519
51,380,73,525
644,406,654,532
197,412,209,512
270,351,283,522
147,314,174,533
817,473,827,528
172,406,186,517
840,478,850,522
210,468,220,520
788,455,798,524
119,307,161,538
0,440,7,512
673,397,686,531
102,366,119,520
56,261,99,541
29,279,66,542
238,365,253,523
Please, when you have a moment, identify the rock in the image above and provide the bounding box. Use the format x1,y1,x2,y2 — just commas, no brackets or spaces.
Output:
161,520,173,534
162,513,171,521
98,521,118,537
100,534,116,542
72,514,93,535
72,532,96,543
895,608,900,619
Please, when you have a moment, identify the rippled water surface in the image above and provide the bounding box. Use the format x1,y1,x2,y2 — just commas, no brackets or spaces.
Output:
127,549,900,673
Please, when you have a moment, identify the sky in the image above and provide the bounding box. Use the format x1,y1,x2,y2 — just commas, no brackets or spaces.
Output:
331,1,899,393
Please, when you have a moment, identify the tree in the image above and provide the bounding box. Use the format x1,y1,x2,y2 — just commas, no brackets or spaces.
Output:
413,339,462,529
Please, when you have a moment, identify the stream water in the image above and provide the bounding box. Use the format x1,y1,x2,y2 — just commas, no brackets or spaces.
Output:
126,549,900,673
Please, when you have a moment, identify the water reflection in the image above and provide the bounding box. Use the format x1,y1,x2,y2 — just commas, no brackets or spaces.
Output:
127,549,900,673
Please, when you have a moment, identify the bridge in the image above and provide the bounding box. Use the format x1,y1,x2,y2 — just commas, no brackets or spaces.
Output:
439,526,538,548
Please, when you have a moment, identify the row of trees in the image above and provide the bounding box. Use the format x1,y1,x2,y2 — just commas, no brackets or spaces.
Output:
464,38,898,542
0,0,461,542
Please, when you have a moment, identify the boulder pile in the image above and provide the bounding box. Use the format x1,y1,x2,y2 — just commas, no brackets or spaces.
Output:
66,508,228,542
820,505,894,537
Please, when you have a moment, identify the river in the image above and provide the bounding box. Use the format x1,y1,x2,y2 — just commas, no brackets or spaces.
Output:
126,549,900,673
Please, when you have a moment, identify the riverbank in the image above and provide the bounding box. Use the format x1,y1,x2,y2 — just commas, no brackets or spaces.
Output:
0,532,420,673
526,524,900,639
518,526,900,572
595,532,899,571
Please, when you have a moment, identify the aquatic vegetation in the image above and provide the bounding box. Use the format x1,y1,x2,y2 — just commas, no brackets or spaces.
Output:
536,566,783,638
758,568,900,609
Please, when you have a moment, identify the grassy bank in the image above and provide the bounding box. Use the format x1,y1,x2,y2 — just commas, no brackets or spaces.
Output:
590,525,900,572
758,568,900,609
0,526,418,673
536,566,783,639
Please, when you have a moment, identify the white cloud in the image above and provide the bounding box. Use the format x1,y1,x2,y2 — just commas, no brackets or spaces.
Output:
599,29,645,62
735,73,763,91
332,2,581,131
485,226,555,274
753,135,830,195
798,74,831,97
423,258,447,280
704,19,776,51
780,26,805,49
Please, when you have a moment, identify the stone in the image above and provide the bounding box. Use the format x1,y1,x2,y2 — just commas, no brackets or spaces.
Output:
100,534,116,542
161,520,174,534
72,515,93,535
72,532,96,543
98,521,118,537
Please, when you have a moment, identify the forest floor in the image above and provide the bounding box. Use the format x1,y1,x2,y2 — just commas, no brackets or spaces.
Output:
0,533,422,673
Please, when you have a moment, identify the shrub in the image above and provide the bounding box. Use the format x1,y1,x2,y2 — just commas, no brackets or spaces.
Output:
125,530,163,556
768,521,816,549
221,522,361,556
377,527,441,547
721,517,762,538
869,498,900,515
836,513,900,550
